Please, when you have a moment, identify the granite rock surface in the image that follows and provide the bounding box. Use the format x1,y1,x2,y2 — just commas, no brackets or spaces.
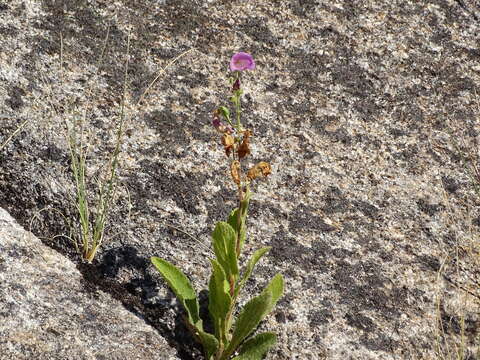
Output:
0,207,178,360
0,0,479,359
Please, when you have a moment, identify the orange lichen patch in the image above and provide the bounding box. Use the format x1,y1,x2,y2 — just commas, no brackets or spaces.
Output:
221,134,234,156
230,160,241,184
247,161,271,181
238,130,252,159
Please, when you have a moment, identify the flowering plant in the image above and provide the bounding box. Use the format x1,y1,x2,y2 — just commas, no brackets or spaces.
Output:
151,52,283,359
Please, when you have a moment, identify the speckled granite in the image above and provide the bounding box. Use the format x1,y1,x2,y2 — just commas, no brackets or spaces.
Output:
0,207,178,360
0,0,479,359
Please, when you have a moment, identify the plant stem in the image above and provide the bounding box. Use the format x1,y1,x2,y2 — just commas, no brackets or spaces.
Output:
236,182,243,257
234,73,241,131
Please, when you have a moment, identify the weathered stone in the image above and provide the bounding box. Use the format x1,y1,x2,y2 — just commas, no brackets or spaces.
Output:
0,0,479,359
0,208,178,360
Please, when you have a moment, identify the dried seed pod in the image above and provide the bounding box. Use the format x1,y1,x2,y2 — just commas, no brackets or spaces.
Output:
221,134,234,157
238,130,252,159
247,161,272,181
230,160,241,184
258,161,272,176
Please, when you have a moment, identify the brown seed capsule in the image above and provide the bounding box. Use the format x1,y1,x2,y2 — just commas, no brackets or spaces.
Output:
247,161,272,181
221,134,234,157
238,130,252,159
230,160,241,184
258,161,272,176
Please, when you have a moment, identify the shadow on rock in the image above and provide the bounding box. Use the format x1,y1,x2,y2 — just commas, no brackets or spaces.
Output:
77,246,205,360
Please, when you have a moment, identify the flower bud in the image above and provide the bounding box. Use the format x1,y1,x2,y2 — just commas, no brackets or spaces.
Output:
212,116,222,130
232,79,241,92
212,114,233,134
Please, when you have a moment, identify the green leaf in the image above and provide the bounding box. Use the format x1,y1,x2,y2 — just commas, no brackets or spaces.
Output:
227,208,241,236
227,189,250,253
224,274,284,358
185,320,219,360
197,329,220,360
227,208,245,249
241,188,251,216
222,289,272,359
232,332,277,360
217,106,231,121
234,247,271,298
208,258,232,340
212,221,238,278
151,257,200,325
261,274,284,317
152,257,219,358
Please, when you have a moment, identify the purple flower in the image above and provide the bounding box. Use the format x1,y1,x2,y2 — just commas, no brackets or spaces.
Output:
230,52,255,71
212,114,233,134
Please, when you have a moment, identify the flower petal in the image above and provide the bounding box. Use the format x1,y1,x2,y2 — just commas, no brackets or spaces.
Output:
230,52,256,71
